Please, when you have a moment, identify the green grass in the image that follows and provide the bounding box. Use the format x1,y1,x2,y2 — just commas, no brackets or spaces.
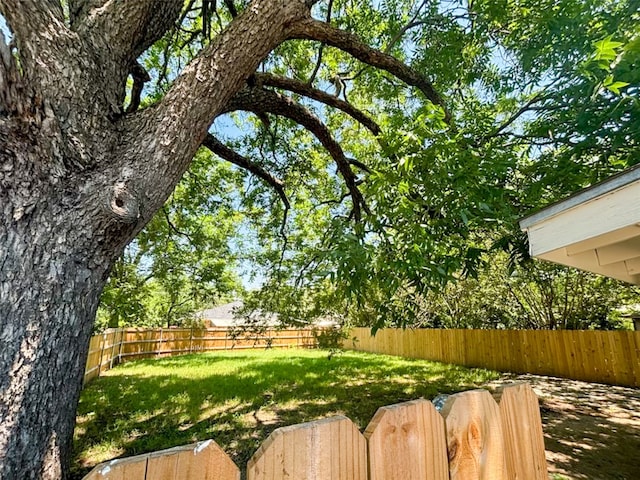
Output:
72,349,498,478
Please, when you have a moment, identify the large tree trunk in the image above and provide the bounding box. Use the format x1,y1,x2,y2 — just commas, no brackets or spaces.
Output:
0,119,119,478
0,234,106,479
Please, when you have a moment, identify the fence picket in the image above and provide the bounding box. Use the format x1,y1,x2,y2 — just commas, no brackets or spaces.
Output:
494,383,548,480
364,399,448,480
441,389,508,480
247,416,367,480
147,440,240,480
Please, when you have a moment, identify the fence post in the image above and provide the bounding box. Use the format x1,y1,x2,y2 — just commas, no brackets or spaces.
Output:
116,328,125,366
97,331,107,377
109,329,119,370
158,327,163,357
189,326,194,353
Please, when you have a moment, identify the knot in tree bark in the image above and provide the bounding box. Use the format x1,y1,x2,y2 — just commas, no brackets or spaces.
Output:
106,182,139,224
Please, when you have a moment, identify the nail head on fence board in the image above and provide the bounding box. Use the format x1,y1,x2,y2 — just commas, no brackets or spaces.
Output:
364,398,449,480
246,415,367,480
441,389,508,480
493,382,548,480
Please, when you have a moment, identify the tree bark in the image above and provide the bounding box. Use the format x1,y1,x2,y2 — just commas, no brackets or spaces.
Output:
0,121,115,479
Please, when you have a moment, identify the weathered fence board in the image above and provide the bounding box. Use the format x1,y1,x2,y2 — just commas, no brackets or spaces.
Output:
247,416,367,480
364,399,448,480
347,327,640,387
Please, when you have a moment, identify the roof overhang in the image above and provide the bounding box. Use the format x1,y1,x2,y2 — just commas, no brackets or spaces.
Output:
520,164,640,284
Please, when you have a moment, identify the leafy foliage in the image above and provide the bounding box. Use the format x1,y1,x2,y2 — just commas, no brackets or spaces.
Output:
101,0,640,331
98,150,244,329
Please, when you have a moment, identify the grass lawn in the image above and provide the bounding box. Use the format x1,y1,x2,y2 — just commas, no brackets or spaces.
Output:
72,349,498,479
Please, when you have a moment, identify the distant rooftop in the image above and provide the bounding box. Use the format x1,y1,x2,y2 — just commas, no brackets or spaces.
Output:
195,301,339,328
195,301,279,327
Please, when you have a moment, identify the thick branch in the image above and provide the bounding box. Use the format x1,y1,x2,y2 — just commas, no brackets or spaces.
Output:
253,72,381,135
226,87,369,221
120,0,315,226
202,133,290,210
77,0,183,62
0,1,64,47
288,18,452,123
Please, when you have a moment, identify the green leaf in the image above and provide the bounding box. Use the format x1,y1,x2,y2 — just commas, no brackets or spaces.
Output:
605,81,630,95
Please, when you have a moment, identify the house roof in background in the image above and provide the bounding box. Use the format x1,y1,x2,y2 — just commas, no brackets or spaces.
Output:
196,301,244,321
195,301,279,327
195,301,340,328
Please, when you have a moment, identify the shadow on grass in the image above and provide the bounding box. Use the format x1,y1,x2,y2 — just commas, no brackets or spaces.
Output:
72,350,497,479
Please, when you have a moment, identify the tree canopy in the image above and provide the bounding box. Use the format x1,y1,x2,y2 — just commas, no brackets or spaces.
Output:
102,0,640,332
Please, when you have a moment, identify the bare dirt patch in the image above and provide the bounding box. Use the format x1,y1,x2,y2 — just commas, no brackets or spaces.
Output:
486,374,640,479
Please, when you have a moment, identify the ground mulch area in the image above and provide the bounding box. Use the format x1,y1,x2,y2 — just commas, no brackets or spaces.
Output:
486,374,640,480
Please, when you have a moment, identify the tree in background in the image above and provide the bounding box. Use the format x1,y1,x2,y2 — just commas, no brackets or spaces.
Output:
396,253,638,330
97,150,244,330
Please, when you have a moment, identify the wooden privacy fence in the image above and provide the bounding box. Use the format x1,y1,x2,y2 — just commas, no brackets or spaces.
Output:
84,327,318,384
347,327,640,387
84,382,547,480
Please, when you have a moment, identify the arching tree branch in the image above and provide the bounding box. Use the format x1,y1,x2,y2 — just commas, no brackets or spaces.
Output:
226,87,369,221
252,72,381,135
0,1,64,46
202,133,290,211
288,18,452,123
202,133,291,241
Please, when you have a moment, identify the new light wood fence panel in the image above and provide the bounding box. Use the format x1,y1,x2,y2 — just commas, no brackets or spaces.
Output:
494,383,547,480
85,384,548,480
441,389,508,480
347,327,640,387
84,327,320,383
364,399,448,480
83,440,239,480
247,416,367,480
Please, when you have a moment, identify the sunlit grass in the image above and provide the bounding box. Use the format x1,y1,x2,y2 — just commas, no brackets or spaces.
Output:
72,349,498,478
